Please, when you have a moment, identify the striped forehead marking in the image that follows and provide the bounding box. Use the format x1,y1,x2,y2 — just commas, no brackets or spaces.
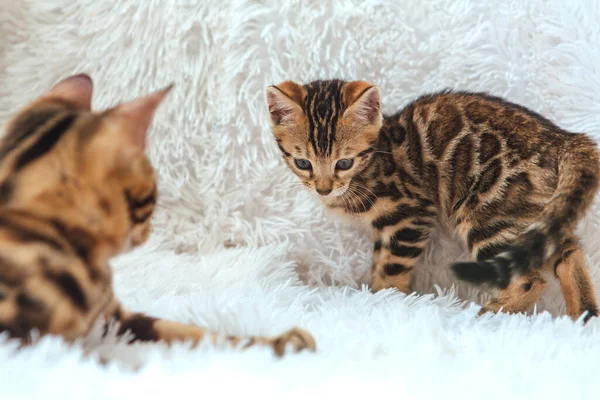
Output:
304,80,345,156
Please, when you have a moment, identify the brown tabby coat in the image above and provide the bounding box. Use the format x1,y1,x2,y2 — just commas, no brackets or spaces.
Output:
0,74,315,357
266,79,600,321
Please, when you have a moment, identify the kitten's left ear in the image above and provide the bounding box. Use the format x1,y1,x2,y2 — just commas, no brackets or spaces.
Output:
113,84,174,149
342,81,382,125
45,73,94,110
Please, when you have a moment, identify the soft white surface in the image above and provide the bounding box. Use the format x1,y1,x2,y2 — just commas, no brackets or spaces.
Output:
2,0,600,398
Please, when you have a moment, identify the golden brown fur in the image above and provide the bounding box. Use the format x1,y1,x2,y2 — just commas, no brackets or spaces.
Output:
266,79,600,321
0,74,315,357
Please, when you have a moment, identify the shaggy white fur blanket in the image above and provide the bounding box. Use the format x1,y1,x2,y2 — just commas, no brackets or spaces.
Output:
1,1,600,398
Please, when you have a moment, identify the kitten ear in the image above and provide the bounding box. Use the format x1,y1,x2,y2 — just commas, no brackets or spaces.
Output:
45,73,94,110
114,84,174,149
266,81,305,126
342,81,382,125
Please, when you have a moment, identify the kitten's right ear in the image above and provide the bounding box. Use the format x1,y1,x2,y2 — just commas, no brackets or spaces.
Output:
342,81,382,126
44,73,94,110
266,81,306,126
112,84,174,149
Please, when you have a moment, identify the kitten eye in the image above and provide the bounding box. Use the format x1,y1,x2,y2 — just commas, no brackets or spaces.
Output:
294,159,312,170
335,158,354,170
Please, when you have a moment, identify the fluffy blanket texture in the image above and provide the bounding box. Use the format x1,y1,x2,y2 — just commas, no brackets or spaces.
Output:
2,1,600,398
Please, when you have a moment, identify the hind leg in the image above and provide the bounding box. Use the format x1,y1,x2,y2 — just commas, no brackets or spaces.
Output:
479,271,547,316
554,241,598,322
470,235,547,316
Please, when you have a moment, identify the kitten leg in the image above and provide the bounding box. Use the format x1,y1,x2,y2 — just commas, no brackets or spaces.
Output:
472,236,547,316
554,241,599,322
111,307,316,357
478,271,547,316
371,218,434,294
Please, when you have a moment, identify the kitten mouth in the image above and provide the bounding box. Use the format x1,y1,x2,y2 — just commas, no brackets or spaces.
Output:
315,186,349,199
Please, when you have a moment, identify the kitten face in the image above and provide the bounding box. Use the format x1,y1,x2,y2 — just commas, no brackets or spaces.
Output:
0,74,171,250
266,79,382,199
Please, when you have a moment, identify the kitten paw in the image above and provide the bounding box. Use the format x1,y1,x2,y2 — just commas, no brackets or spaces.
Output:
478,300,502,316
271,327,316,357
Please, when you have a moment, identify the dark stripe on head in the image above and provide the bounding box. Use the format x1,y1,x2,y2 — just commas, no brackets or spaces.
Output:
117,313,159,343
383,263,412,276
44,270,88,312
305,85,317,153
329,81,343,154
317,84,334,155
305,80,344,156
14,114,77,171
277,143,291,157
0,107,66,160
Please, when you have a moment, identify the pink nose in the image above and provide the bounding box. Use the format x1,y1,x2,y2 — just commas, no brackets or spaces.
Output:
316,188,332,196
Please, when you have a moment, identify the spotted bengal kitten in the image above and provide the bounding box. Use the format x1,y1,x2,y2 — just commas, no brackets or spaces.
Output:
266,79,600,321
0,74,315,357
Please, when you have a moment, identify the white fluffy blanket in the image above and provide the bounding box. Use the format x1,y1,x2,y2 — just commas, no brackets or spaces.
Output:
2,1,600,398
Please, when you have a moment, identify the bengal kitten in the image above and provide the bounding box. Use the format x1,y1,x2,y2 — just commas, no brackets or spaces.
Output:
266,79,600,321
0,74,315,357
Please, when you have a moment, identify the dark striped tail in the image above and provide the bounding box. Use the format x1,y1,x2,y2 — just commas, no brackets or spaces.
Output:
452,231,543,288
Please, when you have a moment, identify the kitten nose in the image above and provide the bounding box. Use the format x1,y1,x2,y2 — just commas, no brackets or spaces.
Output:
316,188,332,196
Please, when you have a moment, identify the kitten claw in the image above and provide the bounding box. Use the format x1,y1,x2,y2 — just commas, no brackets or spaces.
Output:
270,327,316,357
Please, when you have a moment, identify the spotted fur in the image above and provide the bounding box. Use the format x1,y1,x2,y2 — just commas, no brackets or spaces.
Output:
266,79,600,321
0,74,315,357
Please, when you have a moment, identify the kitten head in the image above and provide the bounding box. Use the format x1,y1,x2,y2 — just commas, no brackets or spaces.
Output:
0,74,172,251
266,79,382,198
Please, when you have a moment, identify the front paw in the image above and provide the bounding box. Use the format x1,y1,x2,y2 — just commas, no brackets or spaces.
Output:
271,327,316,357
478,300,503,316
